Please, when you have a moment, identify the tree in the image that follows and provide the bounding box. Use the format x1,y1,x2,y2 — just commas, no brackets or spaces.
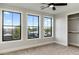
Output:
13,27,20,39
45,28,51,33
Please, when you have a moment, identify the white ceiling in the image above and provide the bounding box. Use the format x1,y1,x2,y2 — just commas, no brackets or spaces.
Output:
0,3,79,14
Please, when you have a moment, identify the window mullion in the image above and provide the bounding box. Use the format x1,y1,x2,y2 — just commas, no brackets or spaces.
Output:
51,19,52,36
12,12,13,40
33,16,34,38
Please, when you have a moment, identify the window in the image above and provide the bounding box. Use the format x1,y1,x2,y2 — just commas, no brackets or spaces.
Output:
2,11,21,41
44,17,52,37
27,15,39,39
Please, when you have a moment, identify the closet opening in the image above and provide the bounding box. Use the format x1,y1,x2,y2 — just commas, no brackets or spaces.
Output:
68,13,79,46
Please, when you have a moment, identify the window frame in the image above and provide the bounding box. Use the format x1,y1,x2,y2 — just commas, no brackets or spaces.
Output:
2,10,21,41
27,14,39,39
43,17,52,37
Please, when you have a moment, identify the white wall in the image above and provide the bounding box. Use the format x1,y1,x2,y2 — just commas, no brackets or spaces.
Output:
55,13,68,46
55,6,79,46
0,6,54,54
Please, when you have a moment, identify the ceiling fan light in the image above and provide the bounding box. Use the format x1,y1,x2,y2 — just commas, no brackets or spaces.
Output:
49,5,54,7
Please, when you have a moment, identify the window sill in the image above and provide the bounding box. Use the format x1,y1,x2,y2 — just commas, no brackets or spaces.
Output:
1,39,23,44
42,36,54,39
27,37,54,41
27,38,41,40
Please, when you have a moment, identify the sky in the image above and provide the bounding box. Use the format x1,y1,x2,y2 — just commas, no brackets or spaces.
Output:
4,11,20,26
28,15,38,26
28,15,52,27
4,11,52,27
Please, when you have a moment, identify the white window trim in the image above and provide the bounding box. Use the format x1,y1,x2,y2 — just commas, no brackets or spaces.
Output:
1,9,23,43
26,12,41,40
42,16,54,39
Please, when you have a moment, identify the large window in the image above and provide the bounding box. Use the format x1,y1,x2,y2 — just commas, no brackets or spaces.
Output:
44,17,52,37
2,11,21,41
27,15,39,39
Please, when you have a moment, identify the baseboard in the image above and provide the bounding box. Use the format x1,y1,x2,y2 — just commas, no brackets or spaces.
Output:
0,41,54,54
69,42,79,47
55,41,68,46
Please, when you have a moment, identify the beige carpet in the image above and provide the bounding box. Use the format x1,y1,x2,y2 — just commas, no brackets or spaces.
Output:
2,43,79,55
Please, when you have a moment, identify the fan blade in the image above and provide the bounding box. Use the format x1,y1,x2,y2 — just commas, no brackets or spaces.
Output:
40,6,49,10
53,3,67,6
41,3,49,5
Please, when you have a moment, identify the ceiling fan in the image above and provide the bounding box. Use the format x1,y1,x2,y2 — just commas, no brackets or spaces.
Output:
40,3,67,11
